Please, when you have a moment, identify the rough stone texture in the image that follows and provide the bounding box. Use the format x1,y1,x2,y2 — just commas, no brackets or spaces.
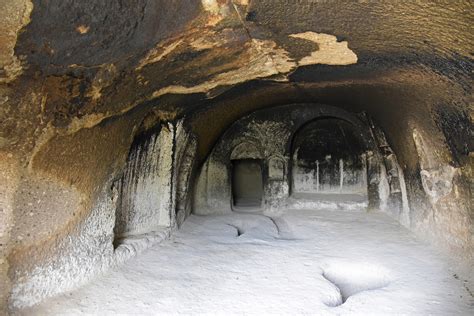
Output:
174,125,198,227
410,127,473,258
116,123,174,237
10,185,116,308
0,154,20,314
7,113,141,308
0,0,32,83
0,0,472,311
8,118,194,308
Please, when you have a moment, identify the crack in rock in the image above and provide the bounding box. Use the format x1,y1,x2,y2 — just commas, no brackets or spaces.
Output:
226,223,244,237
264,215,296,240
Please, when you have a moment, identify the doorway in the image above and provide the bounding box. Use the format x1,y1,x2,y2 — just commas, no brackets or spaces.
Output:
290,118,368,200
231,159,263,208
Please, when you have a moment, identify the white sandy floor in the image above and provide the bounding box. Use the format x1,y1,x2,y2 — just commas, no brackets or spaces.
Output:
23,208,473,315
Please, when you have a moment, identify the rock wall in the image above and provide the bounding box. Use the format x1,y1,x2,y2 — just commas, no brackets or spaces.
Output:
174,129,198,227
10,185,117,308
409,127,473,258
0,154,20,314
8,118,196,309
116,124,174,237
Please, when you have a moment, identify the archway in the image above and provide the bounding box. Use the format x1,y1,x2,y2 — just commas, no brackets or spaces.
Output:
290,117,368,202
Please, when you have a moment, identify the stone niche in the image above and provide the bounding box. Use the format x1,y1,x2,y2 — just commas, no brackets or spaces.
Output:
268,156,285,181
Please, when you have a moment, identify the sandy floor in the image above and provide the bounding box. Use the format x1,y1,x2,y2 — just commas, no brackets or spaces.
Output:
23,208,473,315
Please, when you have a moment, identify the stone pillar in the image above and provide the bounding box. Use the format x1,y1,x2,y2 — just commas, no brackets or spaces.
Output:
264,156,289,212
116,122,177,237
366,150,382,211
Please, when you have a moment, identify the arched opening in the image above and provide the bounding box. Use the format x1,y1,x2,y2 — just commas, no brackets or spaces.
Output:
290,117,368,202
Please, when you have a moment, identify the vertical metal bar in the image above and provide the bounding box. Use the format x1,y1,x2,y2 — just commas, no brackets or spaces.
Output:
339,158,344,192
316,160,320,192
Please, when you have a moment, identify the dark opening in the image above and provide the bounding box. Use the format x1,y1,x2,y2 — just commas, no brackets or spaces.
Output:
232,159,263,208
291,118,368,200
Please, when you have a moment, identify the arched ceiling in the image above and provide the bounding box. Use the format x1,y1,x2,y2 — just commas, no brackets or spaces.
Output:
1,1,471,150
0,0,471,192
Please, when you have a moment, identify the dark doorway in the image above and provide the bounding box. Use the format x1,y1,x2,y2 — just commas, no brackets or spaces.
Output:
232,159,263,208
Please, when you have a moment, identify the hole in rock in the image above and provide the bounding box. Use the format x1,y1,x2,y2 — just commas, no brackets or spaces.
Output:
322,262,392,306
226,224,244,237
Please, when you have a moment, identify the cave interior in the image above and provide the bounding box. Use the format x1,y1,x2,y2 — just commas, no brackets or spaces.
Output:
0,0,473,314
